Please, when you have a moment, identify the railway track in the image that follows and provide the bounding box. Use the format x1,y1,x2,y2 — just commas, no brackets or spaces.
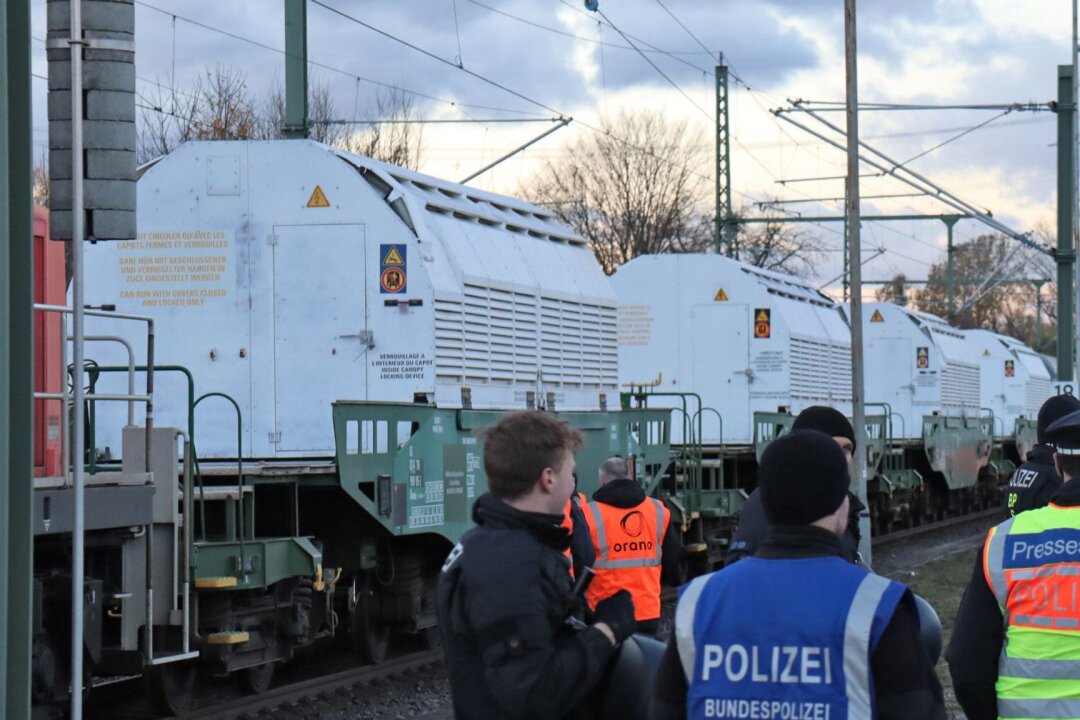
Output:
871,507,1002,548
168,650,443,720
162,511,1001,718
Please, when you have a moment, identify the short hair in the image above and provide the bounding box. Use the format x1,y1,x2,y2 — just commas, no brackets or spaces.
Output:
600,457,629,481
1058,453,1080,481
478,411,584,500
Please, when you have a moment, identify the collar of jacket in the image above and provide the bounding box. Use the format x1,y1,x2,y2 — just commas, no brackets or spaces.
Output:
755,524,845,559
1049,477,1080,506
471,493,571,550
1027,443,1057,465
592,478,646,508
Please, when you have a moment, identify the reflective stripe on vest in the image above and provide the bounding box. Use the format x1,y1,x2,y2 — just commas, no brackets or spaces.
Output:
983,516,1014,608
843,573,892,720
587,498,666,569
674,567,895,720
675,574,711,684
581,497,670,620
982,506,1080,719
998,697,1080,718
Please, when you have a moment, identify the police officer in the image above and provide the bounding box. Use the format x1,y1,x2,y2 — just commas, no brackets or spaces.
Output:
651,430,945,720
580,457,683,635
947,406,1080,720
725,406,866,566
437,411,638,719
1004,394,1080,516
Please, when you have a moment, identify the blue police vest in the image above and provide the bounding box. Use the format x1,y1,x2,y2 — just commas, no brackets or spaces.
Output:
675,556,907,720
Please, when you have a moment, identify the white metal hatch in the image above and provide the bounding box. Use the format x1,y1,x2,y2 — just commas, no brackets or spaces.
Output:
272,224,367,454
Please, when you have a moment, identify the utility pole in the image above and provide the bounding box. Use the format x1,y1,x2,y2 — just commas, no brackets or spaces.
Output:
1073,0,1079,383
844,0,870,564
1,2,34,716
715,62,734,256
283,0,309,138
944,216,958,316
1058,64,1075,382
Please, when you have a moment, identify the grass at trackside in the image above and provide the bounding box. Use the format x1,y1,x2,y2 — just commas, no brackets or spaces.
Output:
889,545,981,720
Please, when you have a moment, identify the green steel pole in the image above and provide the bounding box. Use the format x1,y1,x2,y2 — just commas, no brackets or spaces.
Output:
1,0,34,716
1058,64,1075,381
283,0,309,138
944,216,958,317
716,63,733,256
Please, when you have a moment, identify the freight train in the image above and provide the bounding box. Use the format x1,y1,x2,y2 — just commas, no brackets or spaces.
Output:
611,254,1052,567
32,141,670,715
32,139,1056,715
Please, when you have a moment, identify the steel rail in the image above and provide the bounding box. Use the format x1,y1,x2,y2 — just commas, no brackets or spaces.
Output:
164,650,444,720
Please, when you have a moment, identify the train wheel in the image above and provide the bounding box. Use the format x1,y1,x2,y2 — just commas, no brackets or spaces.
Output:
419,626,441,650
144,661,196,716
351,579,390,665
236,662,275,695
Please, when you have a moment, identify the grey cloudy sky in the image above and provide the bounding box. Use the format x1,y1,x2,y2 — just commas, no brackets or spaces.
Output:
30,0,1074,291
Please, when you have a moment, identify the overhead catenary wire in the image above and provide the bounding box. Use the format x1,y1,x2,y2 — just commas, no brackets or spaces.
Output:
133,1,549,117
309,0,566,117
653,0,716,61
897,108,1013,167
593,7,714,121
772,106,1046,253
123,0,961,282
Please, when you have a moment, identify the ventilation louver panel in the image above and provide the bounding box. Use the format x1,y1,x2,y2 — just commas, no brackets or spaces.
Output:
434,284,615,389
941,362,981,410
790,336,852,403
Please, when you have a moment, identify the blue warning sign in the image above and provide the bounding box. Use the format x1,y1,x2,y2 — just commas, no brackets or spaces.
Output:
380,244,406,294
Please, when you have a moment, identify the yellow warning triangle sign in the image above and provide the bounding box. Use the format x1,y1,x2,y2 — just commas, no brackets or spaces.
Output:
755,309,769,323
307,185,331,208
714,288,728,301
870,309,884,323
383,246,405,265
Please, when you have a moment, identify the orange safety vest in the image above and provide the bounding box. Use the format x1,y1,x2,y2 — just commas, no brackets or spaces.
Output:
580,497,670,621
561,492,589,577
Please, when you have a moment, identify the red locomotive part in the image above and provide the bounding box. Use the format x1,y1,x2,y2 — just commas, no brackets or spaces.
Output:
33,206,64,479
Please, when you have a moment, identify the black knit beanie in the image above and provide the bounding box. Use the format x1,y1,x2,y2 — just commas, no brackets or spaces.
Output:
1038,394,1080,445
759,429,851,526
792,406,856,450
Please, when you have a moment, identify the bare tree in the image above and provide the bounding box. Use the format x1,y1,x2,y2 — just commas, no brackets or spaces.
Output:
257,75,346,146
136,65,258,163
525,109,711,275
337,87,425,170
138,69,426,170
874,273,911,306
729,206,828,278
913,233,1048,339
33,148,49,206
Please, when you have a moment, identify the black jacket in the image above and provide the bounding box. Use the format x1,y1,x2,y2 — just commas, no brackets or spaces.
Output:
437,493,618,720
724,488,865,566
1005,444,1062,516
568,494,596,583
650,526,946,720
947,478,1080,720
591,479,685,587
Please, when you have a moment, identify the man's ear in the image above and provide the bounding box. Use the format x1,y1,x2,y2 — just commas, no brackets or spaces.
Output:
537,467,556,494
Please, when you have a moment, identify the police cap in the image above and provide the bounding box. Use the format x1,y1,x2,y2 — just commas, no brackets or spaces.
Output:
1044,405,1080,454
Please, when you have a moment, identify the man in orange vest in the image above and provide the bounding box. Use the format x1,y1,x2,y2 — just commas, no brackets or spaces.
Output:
561,473,594,581
580,457,681,635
